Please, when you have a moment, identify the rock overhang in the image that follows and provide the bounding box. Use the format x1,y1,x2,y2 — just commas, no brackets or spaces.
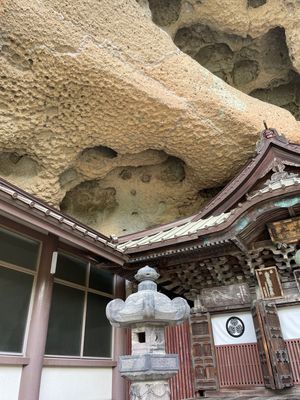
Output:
1,0,300,235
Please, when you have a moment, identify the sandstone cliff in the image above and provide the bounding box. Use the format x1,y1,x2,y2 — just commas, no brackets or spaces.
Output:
0,0,299,234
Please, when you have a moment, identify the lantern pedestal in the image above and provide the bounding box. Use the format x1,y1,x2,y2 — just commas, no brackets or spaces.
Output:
130,381,170,400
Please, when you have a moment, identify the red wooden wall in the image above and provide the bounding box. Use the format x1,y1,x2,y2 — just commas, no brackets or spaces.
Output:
215,343,264,388
166,321,194,400
286,339,300,385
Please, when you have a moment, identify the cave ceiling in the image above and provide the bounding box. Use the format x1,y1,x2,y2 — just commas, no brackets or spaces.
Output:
0,0,300,235
147,0,300,121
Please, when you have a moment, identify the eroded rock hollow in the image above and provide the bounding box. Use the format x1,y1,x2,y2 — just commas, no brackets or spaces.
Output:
0,0,300,235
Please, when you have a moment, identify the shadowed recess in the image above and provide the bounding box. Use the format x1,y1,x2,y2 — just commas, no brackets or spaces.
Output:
148,0,181,26
174,24,300,119
0,152,39,178
59,155,210,235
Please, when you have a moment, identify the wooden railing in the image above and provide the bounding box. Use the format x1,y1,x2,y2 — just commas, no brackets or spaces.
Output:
215,343,264,387
286,339,300,384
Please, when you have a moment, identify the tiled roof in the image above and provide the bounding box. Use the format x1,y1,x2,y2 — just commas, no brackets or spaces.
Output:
118,176,300,253
118,212,231,251
247,177,300,200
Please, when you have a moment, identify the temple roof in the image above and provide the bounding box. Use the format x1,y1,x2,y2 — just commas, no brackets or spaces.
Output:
118,129,300,256
118,212,231,251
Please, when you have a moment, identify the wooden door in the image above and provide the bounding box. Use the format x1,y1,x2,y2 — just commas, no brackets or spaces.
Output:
253,301,294,389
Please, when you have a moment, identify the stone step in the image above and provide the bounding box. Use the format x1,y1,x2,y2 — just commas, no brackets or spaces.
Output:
187,386,300,400
204,388,272,398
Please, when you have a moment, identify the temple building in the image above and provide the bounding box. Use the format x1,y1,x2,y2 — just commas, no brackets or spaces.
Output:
116,129,300,398
2,128,300,399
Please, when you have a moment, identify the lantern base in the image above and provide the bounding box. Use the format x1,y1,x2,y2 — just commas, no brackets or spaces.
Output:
130,380,170,400
119,353,179,381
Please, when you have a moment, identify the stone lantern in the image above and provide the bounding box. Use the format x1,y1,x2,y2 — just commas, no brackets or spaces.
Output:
106,266,190,400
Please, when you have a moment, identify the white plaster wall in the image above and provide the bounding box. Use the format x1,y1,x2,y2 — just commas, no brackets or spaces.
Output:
278,305,300,340
0,366,22,400
39,367,113,400
211,312,257,345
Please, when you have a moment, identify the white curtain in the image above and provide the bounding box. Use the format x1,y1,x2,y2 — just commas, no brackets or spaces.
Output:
211,312,257,345
278,306,300,340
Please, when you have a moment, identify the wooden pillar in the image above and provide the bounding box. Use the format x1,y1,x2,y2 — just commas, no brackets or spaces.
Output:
112,275,127,400
18,234,58,400
190,310,218,397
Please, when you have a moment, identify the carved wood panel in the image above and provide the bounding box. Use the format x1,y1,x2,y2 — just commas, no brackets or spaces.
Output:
190,311,218,395
260,301,294,389
268,216,300,244
252,302,275,389
253,301,294,389
200,283,251,310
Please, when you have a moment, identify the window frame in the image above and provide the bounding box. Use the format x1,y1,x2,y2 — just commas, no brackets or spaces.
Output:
0,216,118,366
0,222,42,356
45,250,115,360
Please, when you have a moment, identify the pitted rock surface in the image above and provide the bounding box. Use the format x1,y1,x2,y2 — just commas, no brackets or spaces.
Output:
1,0,300,235
147,0,300,121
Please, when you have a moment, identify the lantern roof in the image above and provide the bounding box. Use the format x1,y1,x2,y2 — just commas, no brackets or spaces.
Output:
106,266,190,327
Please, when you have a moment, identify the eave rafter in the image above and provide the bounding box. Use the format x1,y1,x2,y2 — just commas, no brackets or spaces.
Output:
119,190,300,300
121,186,300,261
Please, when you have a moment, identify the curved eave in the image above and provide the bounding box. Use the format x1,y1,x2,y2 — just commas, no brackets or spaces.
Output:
123,184,300,262
192,134,300,220
118,132,300,247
